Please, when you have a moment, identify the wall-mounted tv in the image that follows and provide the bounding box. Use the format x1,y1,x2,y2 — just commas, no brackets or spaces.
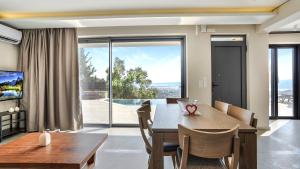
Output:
0,71,24,101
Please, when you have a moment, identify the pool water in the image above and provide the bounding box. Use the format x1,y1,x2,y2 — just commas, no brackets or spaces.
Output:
109,99,165,105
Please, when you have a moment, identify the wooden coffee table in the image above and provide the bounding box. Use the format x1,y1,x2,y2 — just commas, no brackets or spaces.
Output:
0,132,107,169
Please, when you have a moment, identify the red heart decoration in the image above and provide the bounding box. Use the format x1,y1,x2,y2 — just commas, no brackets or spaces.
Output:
185,104,197,116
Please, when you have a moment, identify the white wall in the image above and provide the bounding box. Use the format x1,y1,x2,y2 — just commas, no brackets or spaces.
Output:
0,41,19,112
269,33,300,44
78,25,270,129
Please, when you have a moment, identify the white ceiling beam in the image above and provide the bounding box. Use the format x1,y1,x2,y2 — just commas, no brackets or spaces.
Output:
257,0,300,32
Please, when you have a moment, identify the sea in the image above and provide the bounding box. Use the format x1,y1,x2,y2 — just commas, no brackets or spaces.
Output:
150,82,181,88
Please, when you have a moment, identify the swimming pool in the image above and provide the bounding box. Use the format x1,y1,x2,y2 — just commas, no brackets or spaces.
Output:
108,99,165,105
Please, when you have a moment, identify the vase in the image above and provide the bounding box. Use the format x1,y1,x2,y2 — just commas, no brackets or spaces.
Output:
39,131,51,146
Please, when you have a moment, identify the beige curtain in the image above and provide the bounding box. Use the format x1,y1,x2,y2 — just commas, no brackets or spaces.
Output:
18,28,83,132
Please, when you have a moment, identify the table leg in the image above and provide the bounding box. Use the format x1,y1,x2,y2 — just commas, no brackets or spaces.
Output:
150,132,164,169
239,133,257,169
86,153,96,169
0,116,2,143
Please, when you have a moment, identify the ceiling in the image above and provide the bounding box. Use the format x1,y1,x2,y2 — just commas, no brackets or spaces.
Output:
0,0,290,29
0,0,288,12
3,15,275,29
275,18,300,31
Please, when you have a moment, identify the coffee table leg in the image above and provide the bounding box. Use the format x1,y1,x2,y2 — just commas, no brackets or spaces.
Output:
150,132,164,169
0,117,2,143
86,153,96,169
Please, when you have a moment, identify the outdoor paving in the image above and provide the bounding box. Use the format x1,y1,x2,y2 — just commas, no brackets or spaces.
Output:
82,99,156,124
84,99,294,125
278,102,293,116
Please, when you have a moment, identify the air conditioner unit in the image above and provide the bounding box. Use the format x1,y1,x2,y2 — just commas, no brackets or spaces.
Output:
0,24,22,45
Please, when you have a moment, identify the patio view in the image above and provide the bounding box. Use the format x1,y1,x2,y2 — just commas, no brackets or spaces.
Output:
277,48,294,117
79,39,183,125
269,47,294,117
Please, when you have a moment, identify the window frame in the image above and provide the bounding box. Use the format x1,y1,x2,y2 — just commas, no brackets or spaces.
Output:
79,36,187,126
269,44,299,119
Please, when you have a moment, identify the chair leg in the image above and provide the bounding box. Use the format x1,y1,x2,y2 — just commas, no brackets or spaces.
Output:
224,156,230,168
175,154,180,168
172,155,177,169
148,154,153,169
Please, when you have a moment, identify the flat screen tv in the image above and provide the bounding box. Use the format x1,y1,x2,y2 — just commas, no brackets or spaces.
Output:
0,71,24,101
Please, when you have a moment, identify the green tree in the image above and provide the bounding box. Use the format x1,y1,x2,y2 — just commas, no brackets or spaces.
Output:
79,48,96,83
79,49,106,91
107,57,157,99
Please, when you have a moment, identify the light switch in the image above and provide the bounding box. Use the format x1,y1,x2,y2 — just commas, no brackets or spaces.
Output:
203,77,207,88
199,79,204,88
199,77,207,88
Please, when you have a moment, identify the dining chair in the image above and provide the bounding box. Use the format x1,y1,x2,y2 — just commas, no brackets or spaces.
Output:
142,100,153,124
227,105,254,125
137,105,178,169
142,100,151,109
177,124,240,169
251,117,258,128
214,100,230,114
166,98,189,104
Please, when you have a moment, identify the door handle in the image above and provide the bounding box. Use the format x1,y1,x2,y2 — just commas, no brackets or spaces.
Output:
212,82,220,87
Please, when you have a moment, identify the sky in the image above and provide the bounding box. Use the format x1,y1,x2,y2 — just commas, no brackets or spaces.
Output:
277,48,293,80
0,71,23,84
81,44,181,83
269,48,293,80
269,48,294,91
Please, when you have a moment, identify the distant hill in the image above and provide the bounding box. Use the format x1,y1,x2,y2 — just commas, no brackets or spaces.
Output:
0,76,23,87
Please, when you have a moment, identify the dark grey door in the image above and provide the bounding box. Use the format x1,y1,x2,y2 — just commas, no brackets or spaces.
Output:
211,38,246,108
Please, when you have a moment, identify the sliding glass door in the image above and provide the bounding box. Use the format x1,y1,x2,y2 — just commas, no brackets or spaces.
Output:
111,40,183,125
79,37,186,126
277,48,294,117
269,46,296,119
78,42,110,124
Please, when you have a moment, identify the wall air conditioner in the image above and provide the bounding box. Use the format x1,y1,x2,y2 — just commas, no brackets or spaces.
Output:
0,24,22,45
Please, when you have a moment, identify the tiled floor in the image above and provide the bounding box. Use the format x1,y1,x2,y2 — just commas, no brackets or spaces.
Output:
258,120,300,169
2,120,300,169
78,127,174,169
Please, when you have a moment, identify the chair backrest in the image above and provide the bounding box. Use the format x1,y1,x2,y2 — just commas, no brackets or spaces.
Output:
137,105,152,151
228,105,254,125
142,100,151,106
137,105,152,129
166,98,189,104
141,100,153,124
178,124,239,158
214,100,230,114
251,117,258,128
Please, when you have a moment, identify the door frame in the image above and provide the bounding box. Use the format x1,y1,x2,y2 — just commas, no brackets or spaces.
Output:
269,44,299,119
79,36,187,127
211,35,247,108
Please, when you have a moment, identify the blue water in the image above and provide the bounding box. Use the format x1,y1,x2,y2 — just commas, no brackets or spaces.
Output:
0,90,22,101
2,90,19,97
278,80,292,90
150,82,181,87
111,99,165,105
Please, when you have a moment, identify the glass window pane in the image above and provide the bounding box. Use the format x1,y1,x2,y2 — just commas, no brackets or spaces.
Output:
78,43,110,124
111,40,182,124
277,48,294,117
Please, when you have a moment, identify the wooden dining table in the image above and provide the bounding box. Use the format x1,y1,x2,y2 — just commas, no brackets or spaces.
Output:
150,104,257,169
